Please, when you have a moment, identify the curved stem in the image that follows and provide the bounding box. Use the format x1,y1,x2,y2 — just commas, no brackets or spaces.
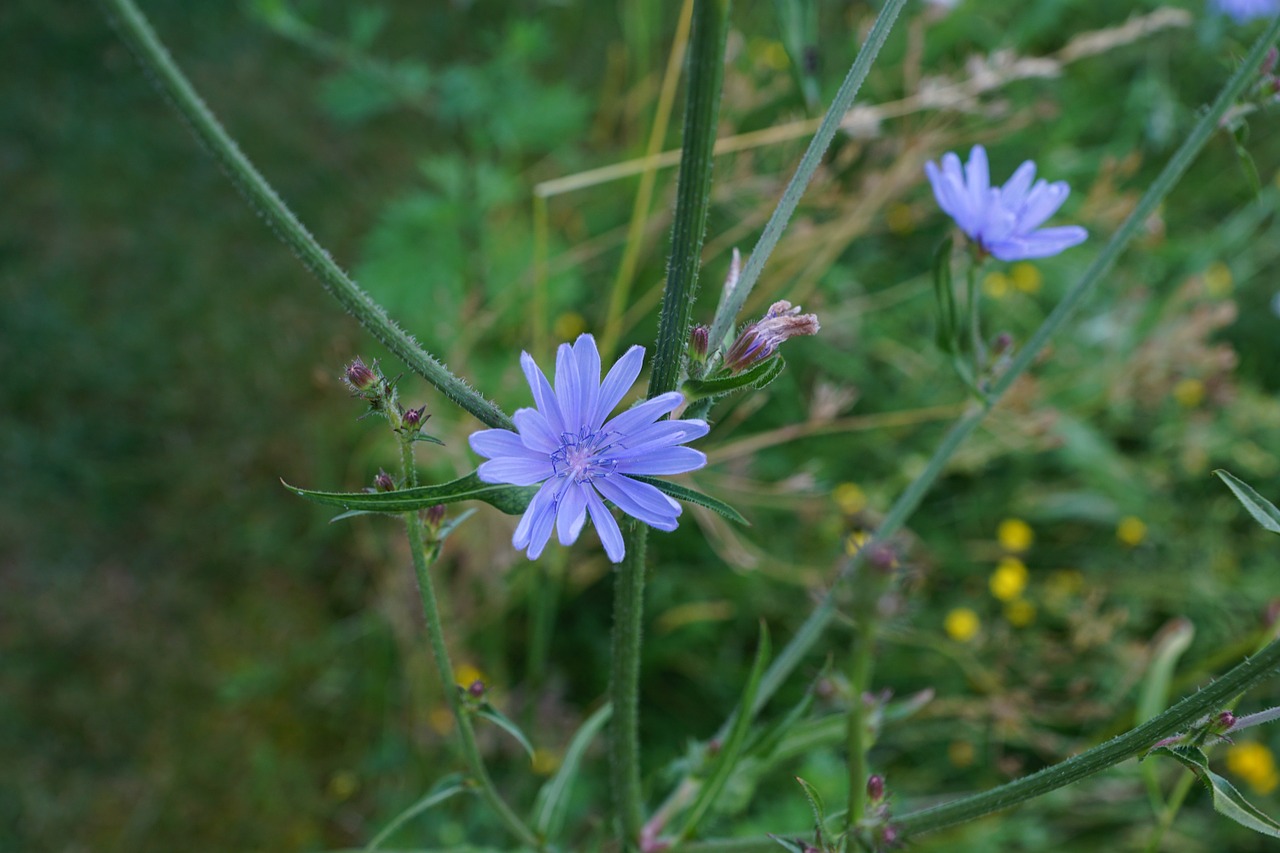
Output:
705,0,909,350
100,0,513,431
895,636,1280,837
390,435,538,849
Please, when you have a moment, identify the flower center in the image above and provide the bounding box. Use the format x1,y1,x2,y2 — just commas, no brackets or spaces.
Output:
550,427,619,485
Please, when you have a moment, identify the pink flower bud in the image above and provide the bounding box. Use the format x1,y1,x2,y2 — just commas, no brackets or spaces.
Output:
344,357,379,392
374,470,395,492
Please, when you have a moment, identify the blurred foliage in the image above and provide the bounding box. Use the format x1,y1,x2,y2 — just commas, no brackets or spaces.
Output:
4,0,1280,850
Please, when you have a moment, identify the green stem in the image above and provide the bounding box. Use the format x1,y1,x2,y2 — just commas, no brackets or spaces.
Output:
1144,771,1197,853
964,259,985,376
397,467,539,848
845,610,877,837
896,636,1280,837
100,0,513,431
610,520,651,846
648,0,732,398
705,0,909,351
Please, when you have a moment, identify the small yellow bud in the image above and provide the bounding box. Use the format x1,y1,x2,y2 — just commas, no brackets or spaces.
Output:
989,557,1029,602
1117,516,1147,547
982,271,1010,298
845,530,870,557
834,482,868,515
553,312,587,341
1172,378,1205,409
1010,262,1042,294
945,607,981,643
1004,599,1036,627
997,518,1034,552
455,663,486,690
1227,742,1280,795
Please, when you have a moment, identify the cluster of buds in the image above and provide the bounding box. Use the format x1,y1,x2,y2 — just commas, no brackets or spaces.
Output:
862,774,899,850
722,301,820,374
342,357,432,437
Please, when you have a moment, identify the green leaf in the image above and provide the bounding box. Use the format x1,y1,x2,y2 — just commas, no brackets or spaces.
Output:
932,236,959,355
679,623,771,839
795,775,828,846
767,835,808,853
1215,470,1280,535
364,772,470,851
1151,745,1280,838
435,507,476,542
1138,619,1195,809
681,356,786,402
532,704,612,840
634,476,748,526
474,701,535,762
411,432,446,445
283,471,536,516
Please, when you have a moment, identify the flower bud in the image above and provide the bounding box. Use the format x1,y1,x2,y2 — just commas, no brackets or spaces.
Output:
374,469,395,492
1218,711,1237,732
402,405,428,430
425,504,447,529
722,301,820,374
689,325,710,361
467,679,486,698
866,774,885,802
344,357,379,393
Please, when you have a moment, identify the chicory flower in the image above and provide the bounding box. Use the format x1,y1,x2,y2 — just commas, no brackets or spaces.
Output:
470,334,708,563
925,144,1087,262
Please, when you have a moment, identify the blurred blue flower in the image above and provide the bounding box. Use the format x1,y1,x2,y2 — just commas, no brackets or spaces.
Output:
925,145,1088,262
470,334,708,562
1212,0,1280,23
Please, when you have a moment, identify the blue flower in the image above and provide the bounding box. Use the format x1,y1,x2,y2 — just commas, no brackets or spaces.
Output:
925,145,1087,262
1212,0,1279,23
470,334,708,563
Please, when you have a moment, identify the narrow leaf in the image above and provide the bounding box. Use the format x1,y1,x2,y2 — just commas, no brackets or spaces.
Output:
767,835,808,853
1138,618,1195,810
533,703,613,839
795,775,827,846
1215,470,1280,535
634,476,748,525
1151,745,1280,838
475,702,536,762
435,507,477,542
364,773,470,851
679,623,772,839
284,471,537,516
681,356,786,401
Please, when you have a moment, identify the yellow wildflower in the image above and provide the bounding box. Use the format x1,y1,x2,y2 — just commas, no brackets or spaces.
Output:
982,271,1010,298
997,518,1034,553
1117,516,1147,547
553,312,587,341
1204,261,1233,297
845,530,870,557
455,662,486,690
1010,262,1042,294
834,482,868,515
989,557,1029,602
1004,599,1036,627
1173,378,1205,409
945,608,980,643
1227,742,1280,795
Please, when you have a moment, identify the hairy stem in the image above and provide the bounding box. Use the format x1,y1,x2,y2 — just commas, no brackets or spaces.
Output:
100,0,513,430
610,520,651,846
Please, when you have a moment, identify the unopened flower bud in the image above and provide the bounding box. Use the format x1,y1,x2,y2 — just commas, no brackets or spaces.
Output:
344,357,379,392
690,325,709,361
468,679,486,698
880,825,899,847
402,405,427,429
992,332,1014,356
867,774,885,802
1218,711,1237,732
374,469,395,492
866,542,898,575
722,301,820,374
424,504,447,529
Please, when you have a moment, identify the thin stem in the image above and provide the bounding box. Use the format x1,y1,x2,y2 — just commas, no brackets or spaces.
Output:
895,636,1280,837
964,259,985,376
845,610,877,837
611,520,651,846
705,0,909,350
100,0,513,431
1144,771,1197,853
392,435,538,849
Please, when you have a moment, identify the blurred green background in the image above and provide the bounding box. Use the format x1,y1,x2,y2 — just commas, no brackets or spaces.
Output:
4,0,1280,850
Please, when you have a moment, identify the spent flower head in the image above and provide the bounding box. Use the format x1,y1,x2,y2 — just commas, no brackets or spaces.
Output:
470,334,708,563
722,301,820,373
925,145,1087,262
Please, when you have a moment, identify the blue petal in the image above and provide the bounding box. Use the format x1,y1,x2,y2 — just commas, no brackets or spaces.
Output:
556,481,588,545
584,487,625,563
513,479,560,559
572,334,601,428
614,446,707,476
478,456,553,486
513,407,560,453
593,475,680,531
1013,180,1069,233
521,351,566,436
470,428,544,461
554,341,586,429
601,391,683,438
593,345,644,429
